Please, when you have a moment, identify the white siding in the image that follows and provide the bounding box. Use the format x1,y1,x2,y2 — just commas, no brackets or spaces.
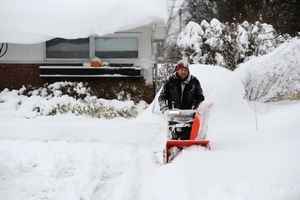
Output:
0,26,155,65
0,43,44,63
153,24,167,40
0,24,167,83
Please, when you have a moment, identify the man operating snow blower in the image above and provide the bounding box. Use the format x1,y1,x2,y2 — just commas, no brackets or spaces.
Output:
158,61,210,163
158,61,204,114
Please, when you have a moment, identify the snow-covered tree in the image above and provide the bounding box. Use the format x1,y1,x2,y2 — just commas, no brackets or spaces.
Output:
176,19,290,70
185,0,218,23
185,0,299,35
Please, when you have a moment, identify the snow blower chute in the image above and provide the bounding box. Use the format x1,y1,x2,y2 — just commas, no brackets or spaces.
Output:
163,109,210,163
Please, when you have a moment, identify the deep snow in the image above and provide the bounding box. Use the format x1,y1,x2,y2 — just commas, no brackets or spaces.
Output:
1,58,300,199
236,38,300,102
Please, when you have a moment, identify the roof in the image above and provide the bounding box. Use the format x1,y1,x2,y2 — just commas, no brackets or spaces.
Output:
0,0,168,44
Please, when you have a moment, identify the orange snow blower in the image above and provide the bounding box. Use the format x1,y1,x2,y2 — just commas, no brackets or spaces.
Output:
164,110,210,163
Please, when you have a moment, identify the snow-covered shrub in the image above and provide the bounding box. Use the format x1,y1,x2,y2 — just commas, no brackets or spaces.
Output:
18,82,91,99
177,19,291,70
154,63,176,93
238,38,300,102
0,82,147,119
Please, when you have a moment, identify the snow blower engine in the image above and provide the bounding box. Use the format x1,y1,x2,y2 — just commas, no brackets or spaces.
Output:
164,109,210,163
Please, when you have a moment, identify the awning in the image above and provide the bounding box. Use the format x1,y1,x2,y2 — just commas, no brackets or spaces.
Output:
0,0,167,44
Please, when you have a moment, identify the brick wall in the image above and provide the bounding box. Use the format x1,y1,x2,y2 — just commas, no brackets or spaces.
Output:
0,64,154,103
0,64,44,89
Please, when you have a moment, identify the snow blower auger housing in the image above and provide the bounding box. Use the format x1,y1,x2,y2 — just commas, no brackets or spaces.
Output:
164,109,210,163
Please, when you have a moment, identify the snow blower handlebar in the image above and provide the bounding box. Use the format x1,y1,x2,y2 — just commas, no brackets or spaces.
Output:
165,109,196,117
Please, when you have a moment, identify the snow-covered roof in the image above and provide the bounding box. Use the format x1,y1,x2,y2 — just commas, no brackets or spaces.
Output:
0,0,168,44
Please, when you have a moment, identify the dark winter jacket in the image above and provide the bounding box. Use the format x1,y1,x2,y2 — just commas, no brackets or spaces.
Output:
158,73,204,112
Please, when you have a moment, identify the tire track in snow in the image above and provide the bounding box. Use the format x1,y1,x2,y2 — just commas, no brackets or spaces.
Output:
87,145,156,200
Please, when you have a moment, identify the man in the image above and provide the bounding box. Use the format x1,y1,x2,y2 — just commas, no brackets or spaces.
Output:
159,61,204,113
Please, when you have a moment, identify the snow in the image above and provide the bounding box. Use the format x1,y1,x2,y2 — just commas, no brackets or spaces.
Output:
1,43,300,199
237,23,250,59
0,0,168,43
176,19,287,67
0,82,146,119
146,64,300,200
236,38,300,102
177,21,204,52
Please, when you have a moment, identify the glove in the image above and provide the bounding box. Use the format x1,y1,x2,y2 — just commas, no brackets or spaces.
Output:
192,103,200,110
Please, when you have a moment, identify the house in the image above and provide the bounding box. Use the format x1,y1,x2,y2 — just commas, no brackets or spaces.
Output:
0,1,168,102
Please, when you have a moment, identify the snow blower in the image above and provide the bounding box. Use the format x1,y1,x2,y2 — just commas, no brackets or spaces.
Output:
163,109,210,163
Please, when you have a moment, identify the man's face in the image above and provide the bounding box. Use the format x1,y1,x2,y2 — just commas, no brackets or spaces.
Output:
176,67,189,80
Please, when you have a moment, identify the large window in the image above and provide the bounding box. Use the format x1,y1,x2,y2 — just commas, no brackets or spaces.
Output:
46,38,89,59
46,36,139,60
95,37,138,58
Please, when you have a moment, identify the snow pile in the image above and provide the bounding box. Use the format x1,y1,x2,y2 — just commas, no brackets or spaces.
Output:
146,59,300,200
0,0,168,43
237,38,300,102
153,63,250,115
151,64,255,142
0,82,147,119
146,99,300,200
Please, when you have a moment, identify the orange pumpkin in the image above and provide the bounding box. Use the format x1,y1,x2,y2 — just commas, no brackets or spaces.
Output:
90,60,102,67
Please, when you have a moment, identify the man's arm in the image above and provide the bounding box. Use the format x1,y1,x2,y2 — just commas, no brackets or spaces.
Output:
193,79,205,109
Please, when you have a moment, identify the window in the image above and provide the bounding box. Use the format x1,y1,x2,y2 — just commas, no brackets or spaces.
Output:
46,36,139,60
46,38,89,59
95,37,138,58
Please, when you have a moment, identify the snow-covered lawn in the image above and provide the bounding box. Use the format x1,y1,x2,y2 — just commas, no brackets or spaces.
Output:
0,113,163,200
1,62,300,199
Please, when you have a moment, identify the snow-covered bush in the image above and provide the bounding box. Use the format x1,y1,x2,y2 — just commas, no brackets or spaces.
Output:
177,19,291,70
154,63,176,93
0,82,147,119
18,82,91,99
238,38,300,102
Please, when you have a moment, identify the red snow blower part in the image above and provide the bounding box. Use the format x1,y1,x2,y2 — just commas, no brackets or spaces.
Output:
164,110,210,163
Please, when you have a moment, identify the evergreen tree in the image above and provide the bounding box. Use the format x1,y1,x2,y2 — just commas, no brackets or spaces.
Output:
177,19,287,70
185,0,218,23
185,0,299,35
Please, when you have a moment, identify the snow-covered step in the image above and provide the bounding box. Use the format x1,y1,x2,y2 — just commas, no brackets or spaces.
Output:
39,65,143,78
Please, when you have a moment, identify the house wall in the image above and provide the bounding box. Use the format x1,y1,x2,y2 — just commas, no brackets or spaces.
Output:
0,26,156,65
152,23,167,40
0,25,160,82
0,43,44,63
0,23,166,102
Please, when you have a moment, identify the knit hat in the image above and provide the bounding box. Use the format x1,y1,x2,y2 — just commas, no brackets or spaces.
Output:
175,62,189,71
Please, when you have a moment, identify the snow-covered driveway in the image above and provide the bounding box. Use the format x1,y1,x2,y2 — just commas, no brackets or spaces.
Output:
0,115,162,200
1,101,300,200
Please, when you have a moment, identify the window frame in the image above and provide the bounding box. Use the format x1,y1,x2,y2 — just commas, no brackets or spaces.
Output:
44,32,141,64
95,36,139,59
